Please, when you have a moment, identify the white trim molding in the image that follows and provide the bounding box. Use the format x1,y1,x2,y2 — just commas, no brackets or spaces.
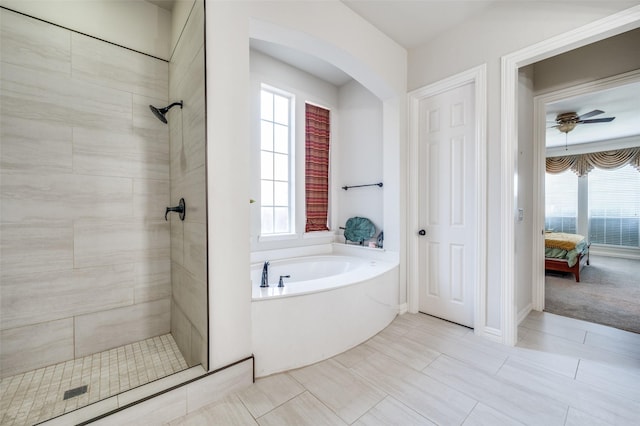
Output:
398,303,408,315
407,64,488,337
501,5,640,346
518,303,533,326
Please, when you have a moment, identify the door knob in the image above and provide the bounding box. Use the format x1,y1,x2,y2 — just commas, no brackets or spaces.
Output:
418,229,426,236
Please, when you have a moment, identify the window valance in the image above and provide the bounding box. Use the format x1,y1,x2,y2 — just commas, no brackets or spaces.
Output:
546,147,640,177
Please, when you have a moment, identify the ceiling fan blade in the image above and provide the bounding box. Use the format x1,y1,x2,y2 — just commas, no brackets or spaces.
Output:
578,117,615,124
577,109,604,120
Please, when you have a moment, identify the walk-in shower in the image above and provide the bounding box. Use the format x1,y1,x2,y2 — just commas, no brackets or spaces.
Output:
0,1,207,424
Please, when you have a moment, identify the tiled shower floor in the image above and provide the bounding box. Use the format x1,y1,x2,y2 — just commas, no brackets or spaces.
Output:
0,334,189,426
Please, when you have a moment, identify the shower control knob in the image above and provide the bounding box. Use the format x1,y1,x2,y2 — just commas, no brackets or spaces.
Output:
165,198,186,221
418,229,426,236
278,275,290,288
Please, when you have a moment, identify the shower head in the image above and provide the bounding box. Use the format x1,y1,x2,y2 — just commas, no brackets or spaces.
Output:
149,101,183,124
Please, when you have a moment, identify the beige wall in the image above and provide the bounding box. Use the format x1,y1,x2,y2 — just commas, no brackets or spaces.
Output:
168,0,208,369
0,8,171,377
516,66,535,319
0,0,172,59
533,28,640,94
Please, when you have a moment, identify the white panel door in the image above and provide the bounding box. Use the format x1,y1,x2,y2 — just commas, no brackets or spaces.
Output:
417,82,476,328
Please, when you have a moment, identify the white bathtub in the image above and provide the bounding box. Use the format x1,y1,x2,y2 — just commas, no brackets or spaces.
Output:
251,245,399,377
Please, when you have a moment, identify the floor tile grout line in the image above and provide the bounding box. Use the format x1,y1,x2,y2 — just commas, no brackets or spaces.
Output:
573,359,581,380
495,354,510,376
518,325,639,369
460,401,479,426
252,388,319,423
16,366,45,423
0,374,26,425
480,353,635,424
562,404,570,426
388,394,440,425
0,374,24,424
234,389,261,421
349,350,471,425
302,388,351,425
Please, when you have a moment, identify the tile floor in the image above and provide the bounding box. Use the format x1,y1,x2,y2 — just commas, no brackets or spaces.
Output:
0,334,188,426
171,312,640,425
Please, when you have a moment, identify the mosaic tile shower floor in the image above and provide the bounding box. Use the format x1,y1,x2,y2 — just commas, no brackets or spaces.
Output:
0,334,188,426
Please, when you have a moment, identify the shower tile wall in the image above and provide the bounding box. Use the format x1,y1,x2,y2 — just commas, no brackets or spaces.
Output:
167,0,208,369
0,9,171,378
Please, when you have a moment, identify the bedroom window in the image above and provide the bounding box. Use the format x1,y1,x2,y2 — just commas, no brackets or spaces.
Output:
545,170,578,234
588,164,640,247
545,164,640,249
260,86,293,235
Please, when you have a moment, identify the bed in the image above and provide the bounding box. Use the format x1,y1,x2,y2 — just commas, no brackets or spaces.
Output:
544,232,590,282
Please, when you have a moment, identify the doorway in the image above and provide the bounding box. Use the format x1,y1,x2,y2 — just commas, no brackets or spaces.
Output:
416,82,476,327
501,6,640,345
408,65,487,335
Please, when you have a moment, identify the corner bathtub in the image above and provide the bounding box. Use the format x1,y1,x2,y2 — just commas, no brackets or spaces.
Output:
251,251,399,377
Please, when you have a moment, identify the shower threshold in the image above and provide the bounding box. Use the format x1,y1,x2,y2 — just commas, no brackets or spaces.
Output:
0,334,193,426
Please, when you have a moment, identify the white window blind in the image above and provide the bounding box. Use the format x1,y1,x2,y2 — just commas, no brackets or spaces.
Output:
588,164,640,247
545,170,578,233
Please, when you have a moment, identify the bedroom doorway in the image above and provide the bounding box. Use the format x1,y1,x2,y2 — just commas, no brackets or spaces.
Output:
501,6,640,345
533,71,640,333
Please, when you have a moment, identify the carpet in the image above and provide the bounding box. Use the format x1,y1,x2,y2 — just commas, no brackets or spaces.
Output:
545,255,640,334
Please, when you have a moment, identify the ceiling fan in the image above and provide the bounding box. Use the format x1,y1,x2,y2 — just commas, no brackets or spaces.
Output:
550,109,615,134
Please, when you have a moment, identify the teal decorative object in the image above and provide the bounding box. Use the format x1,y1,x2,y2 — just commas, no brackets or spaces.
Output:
344,217,375,244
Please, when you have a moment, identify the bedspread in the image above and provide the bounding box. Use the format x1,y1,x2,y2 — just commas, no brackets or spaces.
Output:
545,232,587,268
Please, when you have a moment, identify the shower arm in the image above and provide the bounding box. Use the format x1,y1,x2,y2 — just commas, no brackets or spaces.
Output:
163,102,183,112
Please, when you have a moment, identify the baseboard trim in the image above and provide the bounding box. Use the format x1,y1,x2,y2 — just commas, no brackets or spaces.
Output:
589,245,640,260
518,303,533,325
479,326,503,343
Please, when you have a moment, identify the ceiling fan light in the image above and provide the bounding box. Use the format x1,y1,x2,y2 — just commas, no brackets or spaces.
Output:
558,121,577,133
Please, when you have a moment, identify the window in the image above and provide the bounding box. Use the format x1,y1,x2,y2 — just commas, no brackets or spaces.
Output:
545,164,640,249
545,170,578,233
260,87,293,235
588,165,640,247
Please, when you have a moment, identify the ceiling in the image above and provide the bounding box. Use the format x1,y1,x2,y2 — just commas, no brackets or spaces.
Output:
545,82,640,149
146,0,174,11
250,39,353,86
249,0,498,87
341,0,498,49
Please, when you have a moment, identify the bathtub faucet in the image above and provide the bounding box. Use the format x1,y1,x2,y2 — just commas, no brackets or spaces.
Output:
260,261,270,288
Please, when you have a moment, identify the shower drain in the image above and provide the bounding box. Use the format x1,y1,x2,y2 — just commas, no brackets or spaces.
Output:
63,385,88,400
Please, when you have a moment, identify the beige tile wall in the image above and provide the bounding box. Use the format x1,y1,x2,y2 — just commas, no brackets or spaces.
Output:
168,0,208,369
0,8,172,378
